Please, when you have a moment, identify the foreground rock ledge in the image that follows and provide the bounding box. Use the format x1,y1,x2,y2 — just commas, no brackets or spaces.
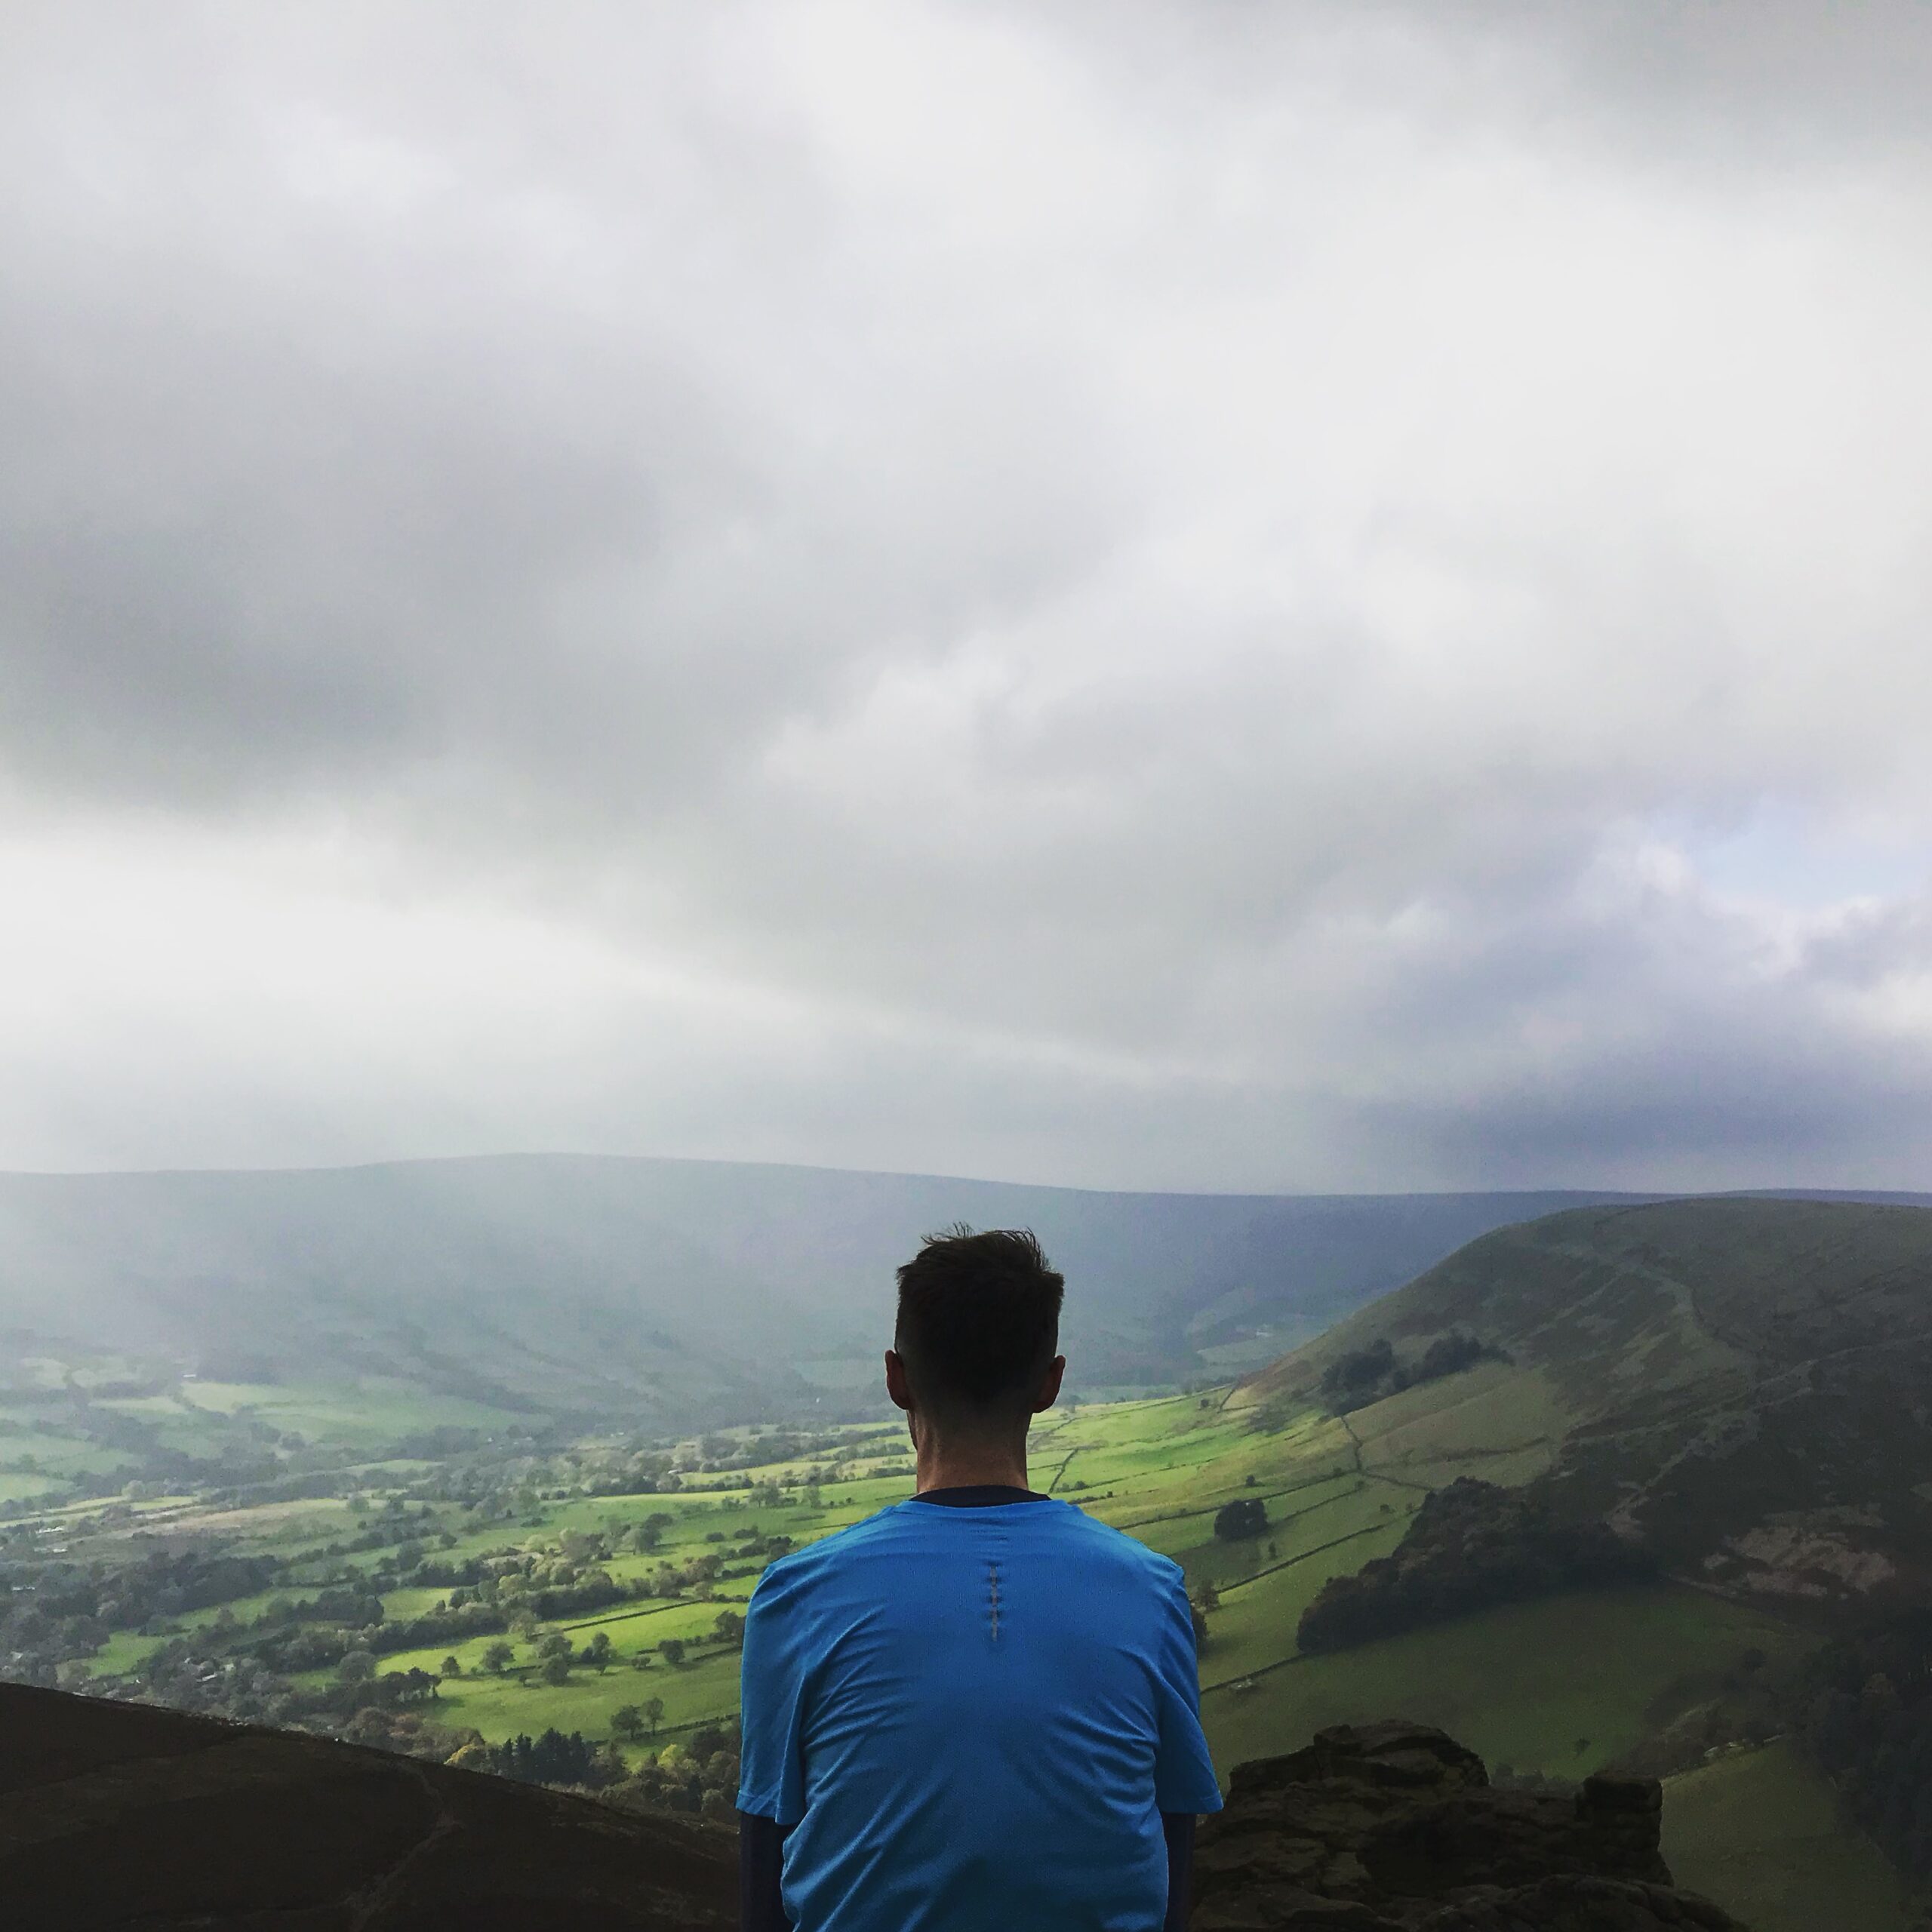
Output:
0,1680,734,1930
1192,1719,1748,1930
1,1685,1747,1930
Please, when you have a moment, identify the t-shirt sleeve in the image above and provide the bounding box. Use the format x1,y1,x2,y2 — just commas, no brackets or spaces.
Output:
1152,1569,1223,1814
736,1561,812,1825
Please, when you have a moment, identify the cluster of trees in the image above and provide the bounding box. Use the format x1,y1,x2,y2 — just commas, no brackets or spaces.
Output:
5,1546,281,1647
611,1697,668,1738
601,1720,743,1817
331,1656,442,1706
1318,1333,1512,1416
0,1546,297,1684
1213,1497,1269,1543
1297,1478,1652,1653
464,1727,622,1787
120,1638,307,1726
1789,1611,1932,1881
453,1717,745,1818
512,1628,617,1685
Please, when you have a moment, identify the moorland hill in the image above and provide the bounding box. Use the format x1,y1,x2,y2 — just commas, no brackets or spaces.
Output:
0,1155,1641,1428
1243,1195,1932,1610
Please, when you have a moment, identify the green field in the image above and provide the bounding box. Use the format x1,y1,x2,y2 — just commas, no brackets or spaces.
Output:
1204,1584,1807,1780
1664,1742,1923,1932
269,1377,1807,1793
95,1377,531,1450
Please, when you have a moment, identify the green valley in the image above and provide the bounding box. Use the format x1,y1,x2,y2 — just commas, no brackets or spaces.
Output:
11,1195,1932,1928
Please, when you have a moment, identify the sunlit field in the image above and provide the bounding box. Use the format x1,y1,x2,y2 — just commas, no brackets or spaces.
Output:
9,1367,1792,1779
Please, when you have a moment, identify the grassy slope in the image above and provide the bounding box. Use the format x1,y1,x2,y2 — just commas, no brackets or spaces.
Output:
1234,1195,1932,1422
1664,1742,1922,1932
1203,1584,1804,1781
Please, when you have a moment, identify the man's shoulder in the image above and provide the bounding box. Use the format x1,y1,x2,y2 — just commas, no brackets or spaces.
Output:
1050,1506,1186,1585
749,1506,909,1596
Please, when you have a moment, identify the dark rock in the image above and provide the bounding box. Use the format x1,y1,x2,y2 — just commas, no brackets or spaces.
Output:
1,1686,1749,1931
1191,1721,1749,1931
0,1681,734,1930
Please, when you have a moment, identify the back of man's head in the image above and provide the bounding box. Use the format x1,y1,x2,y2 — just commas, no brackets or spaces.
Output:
894,1225,1064,1422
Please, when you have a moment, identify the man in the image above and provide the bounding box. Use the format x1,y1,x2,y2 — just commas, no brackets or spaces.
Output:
738,1226,1221,1931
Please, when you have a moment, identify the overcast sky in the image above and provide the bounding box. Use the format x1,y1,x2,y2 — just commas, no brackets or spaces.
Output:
5,1,1932,1192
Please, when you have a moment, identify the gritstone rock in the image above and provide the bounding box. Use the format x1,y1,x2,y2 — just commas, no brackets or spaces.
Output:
1190,1720,1749,1930
0,1680,734,1930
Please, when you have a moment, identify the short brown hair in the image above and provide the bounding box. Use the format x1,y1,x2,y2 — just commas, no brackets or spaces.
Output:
894,1225,1064,1414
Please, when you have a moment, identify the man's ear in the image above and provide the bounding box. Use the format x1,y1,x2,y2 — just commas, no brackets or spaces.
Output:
1031,1355,1066,1415
884,1348,915,1414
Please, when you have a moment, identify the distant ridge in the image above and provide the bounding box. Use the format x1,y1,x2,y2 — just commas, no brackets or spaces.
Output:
0,1152,1652,1428
7,1154,1927,1433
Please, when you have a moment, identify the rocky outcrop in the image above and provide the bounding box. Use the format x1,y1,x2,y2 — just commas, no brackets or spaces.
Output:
0,1681,734,1930
2,1685,1748,1930
1191,1721,1748,1930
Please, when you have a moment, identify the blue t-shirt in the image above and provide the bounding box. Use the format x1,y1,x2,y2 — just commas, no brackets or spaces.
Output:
737,1493,1222,1932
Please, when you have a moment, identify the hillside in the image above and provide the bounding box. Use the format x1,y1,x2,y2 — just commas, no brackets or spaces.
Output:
1238,1195,1932,1606
0,1155,1638,1432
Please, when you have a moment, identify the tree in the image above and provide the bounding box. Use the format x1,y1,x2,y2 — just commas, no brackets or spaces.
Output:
611,1703,646,1741
481,1640,515,1675
712,1609,745,1650
338,1648,376,1685
584,1630,614,1672
660,1636,688,1667
440,1654,462,1678
540,1651,572,1686
644,1694,666,1736
1213,1497,1268,1542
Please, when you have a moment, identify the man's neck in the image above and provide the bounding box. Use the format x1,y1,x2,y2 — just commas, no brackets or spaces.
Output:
912,1429,1032,1497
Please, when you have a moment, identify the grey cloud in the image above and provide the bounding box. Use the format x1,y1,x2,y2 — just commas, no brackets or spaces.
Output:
1043,1,1932,158
1,2,1134,819
2,1,1931,1187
